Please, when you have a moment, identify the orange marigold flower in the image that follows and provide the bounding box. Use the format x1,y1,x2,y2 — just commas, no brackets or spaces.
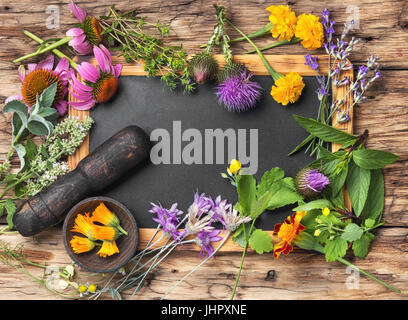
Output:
92,224,121,241
71,212,96,240
91,202,119,227
266,5,298,41
270,72,305,106
97,240,119,258
70,235,96,254
273,211,307,259
295,13,324,50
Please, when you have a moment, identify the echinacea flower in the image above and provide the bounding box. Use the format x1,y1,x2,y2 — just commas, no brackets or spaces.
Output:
70,235,96,254
66,1,103,55
97,240,119,258
69,44,122,110
266,5,298,41
216,68,262,112
295,13,324,50
295,167,330,198
150,203,185,242
6,55,71,116
270,72,305,106
273,211,307,259
196,229,223,258
71,212,96,240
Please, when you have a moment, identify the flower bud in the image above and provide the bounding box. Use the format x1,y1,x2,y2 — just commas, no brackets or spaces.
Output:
295,167,330,198
187,53,219,84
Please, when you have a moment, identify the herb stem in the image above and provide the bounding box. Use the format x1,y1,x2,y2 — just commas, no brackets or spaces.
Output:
244,37,301,54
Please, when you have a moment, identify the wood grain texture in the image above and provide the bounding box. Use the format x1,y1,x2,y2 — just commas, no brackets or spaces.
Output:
0,0,407,300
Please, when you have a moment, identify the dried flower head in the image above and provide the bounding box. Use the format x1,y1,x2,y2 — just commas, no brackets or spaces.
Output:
295,13,324,50
266,5,298,41
270,72,305,106
221,206,252,232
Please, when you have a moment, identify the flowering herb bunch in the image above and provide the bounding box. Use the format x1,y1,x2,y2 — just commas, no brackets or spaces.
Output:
0,84,93,229
89,192,252,300
289,9,382,157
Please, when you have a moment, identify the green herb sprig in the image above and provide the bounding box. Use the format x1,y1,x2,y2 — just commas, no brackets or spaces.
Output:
99,5,194,93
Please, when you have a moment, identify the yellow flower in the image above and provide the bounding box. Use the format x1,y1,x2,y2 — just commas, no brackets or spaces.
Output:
71,213,96,240
92,225,121,241
91,202,120,227
70,235,96,254
266,5,297,41
314,229,321,237
295,13,324,50
97,241,119,258
229,159,242,175
78,285,87,293
271,72,305,106
88,284,97,293
322,207,331,216
273,211,307,259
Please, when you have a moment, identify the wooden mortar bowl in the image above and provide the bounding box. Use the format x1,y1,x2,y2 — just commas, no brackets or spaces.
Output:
63,197,139,273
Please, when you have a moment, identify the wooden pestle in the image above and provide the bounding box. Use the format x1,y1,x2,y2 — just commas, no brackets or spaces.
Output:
13,126,151,236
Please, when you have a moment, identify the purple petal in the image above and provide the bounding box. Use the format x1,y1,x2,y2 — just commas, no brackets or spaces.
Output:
66,27,85,37
70,73,93,91
36,55,54,71
18,65,26,83
54,100,68,116
93,45,110,73
77,62,100,83
113,64,122,78
69,88,93,101
69,99,96,110
68,1,87,23
5,95,24,104
54,58,70,75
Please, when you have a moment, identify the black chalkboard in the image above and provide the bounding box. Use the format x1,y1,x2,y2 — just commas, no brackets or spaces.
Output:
89,75,320,230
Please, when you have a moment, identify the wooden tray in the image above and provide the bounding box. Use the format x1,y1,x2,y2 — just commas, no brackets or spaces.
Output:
68,54,353,252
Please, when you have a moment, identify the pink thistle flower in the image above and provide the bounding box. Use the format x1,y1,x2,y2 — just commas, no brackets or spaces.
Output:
6,55,71,116
66,1,103,55
69,45,122,110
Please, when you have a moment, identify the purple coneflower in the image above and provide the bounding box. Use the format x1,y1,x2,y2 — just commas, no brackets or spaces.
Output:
216,68,262,112
69,44,122,110
295,167,330,198
6,55,71,116
66,1,103,55
150,202,185,242
196,229,223,258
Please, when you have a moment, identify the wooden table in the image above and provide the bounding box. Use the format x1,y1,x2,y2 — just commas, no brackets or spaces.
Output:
0,0,407,300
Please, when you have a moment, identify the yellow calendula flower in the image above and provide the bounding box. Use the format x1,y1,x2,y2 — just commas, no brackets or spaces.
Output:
70,235,96,254
322,207,331,216
93,225,121,241
266,5,297,41
271,72,305,106
71,213,96,240
229,159,242,175
97,240,119,258
92,202,120,227
295,13,324,50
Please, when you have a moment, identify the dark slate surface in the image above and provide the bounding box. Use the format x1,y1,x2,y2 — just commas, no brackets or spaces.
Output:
90,75,321,230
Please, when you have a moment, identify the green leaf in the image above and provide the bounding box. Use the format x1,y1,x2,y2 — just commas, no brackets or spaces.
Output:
25,137,38,161
232,223,255,248
360,169,384,223
294,231,324,253
329,163,348,196
293,115,357,144
288,134,314,156
353,149,398,169
352,232,375,259
38,107,58,119
250,191,274,219
38,82,57,109
341,223,364,241
3,174,17,183
293,199,332,212
364,218,375,228
27,119,51,136
0,204,4,217
13,144,26,172
346,160,371,217
256,167,284,197
324,237,348,262
248,229,274,254
236,174,257,215
4,199,17,229
3,100,28,128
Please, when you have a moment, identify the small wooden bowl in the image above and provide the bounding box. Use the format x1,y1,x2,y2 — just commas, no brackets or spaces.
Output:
63,197,139,273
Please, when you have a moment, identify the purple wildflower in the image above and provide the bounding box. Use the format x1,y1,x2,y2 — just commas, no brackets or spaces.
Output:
295,167,330,198
304,54,319,72
150,203,185,242
216,69,262,112
208,195,230,222
316,87,327,101
196,229,223,258
189,192,213,217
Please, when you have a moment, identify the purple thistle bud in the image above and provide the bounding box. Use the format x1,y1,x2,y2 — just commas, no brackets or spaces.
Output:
295,167,330,198
216,69,262,112
195,229,223,258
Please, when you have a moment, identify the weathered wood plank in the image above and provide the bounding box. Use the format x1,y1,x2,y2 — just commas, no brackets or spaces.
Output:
0,226,406,299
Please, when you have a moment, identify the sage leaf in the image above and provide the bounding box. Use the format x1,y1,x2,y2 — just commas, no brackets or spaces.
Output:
37,82,57,109
346,160,371,217
360,169,384,223
27,119,51,136
13,144,26,172
353,149,398,170
293,115,357,144
3,100,28,128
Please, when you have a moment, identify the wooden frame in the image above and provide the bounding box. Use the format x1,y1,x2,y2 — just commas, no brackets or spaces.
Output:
68,54,354,252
